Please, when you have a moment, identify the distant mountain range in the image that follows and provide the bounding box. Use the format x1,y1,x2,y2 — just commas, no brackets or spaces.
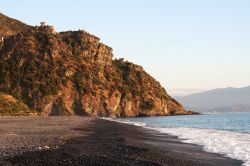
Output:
175,86,250,113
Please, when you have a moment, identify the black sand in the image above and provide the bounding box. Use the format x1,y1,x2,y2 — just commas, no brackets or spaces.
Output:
0,117,242,166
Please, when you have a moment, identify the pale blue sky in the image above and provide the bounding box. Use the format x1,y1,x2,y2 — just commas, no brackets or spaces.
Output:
1,0,250,95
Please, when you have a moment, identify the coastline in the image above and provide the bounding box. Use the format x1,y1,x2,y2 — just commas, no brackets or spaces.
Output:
0,117,242,165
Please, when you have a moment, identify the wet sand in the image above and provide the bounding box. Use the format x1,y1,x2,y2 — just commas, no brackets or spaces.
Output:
0,117,242,166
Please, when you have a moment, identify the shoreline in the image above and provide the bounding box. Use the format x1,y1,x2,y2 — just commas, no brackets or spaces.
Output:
0,117,243,165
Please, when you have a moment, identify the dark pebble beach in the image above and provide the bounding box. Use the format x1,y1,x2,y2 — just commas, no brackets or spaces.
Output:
0,117,242,166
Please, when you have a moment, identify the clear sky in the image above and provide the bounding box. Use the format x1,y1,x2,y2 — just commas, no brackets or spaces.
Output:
1,0,250,96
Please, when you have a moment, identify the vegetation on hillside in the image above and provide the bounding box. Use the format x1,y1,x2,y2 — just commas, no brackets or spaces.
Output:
0,13,32,38
0,92,37,116
0,13,192,117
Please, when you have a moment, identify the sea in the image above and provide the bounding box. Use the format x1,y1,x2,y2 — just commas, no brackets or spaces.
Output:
107,112,250,166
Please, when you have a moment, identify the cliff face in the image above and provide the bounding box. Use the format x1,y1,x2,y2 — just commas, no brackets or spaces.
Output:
0,14,193,117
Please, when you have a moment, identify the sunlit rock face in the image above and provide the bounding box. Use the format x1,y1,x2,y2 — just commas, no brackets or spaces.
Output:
0,13,193,117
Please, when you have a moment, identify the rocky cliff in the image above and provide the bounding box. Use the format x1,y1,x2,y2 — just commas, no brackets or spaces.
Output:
0,13,194,117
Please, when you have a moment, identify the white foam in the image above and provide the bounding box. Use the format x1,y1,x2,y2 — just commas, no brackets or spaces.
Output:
101,117,147,127
156,127,250,166
103,118,250,166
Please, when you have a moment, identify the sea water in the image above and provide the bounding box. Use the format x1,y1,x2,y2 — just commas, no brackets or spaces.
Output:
110,112,250,166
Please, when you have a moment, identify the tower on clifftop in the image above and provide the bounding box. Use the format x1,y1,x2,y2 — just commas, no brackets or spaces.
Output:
37,21,56,34
40,22,46,27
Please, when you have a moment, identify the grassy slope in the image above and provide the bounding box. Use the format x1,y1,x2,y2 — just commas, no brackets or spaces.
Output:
0,92,37,116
